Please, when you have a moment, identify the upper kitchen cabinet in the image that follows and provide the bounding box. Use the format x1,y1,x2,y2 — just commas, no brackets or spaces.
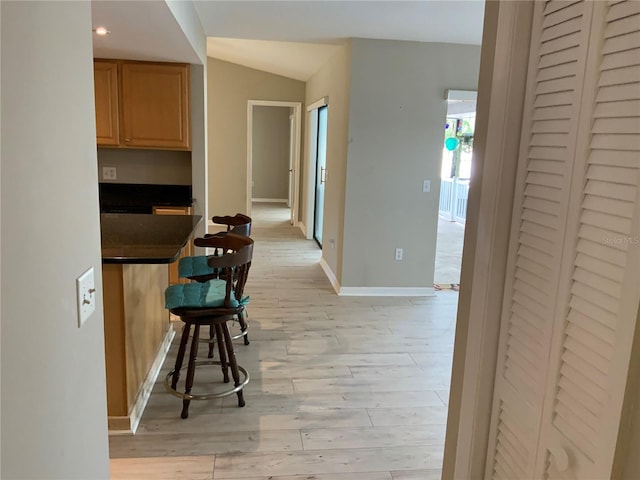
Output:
120,62,190,150
94,60,191,151
94,61,119,146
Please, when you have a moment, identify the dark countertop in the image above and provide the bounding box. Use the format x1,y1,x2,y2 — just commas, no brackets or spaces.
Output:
101,213,202,264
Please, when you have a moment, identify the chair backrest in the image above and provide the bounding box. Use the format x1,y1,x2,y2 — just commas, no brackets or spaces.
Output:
195,233,253,308
212,213,252,237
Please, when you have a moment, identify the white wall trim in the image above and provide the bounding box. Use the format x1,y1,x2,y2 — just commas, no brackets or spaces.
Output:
319,257,340,295
442,2,534,478
339,287,435,297
252,198,288,203
298,222,307,237
318,258,434,298
307,96,329,111
304,109,317,240
125,326,175,435
247,100,302,225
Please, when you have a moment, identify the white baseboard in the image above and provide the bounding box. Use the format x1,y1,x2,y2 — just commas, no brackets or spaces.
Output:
252,198,288,203
339,286,436,297
319,257,340,295
111,325,175,435
318,258,435,297
298,222,307,237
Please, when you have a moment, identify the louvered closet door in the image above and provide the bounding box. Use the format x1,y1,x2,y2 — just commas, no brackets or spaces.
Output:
537,1,640,478
485,1,594,478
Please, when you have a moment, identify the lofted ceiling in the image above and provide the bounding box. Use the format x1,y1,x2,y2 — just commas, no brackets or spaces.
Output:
92,1,485,81
205,37,343,81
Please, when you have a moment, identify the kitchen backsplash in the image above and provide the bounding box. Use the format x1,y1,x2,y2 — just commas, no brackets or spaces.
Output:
97,148,192,185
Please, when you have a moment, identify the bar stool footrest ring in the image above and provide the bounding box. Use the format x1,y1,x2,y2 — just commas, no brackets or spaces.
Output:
164,360,250,401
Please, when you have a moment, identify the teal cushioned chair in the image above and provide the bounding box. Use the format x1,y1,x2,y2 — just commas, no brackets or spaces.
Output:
178,213,253,346
164,233,254,418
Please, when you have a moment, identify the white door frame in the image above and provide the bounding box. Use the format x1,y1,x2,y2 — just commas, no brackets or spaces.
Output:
304,97,329,240
246,100,302,224
287,113,295,210
441,1,535,478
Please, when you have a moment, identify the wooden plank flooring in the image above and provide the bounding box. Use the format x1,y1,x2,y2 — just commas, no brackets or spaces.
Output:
109,203,457,479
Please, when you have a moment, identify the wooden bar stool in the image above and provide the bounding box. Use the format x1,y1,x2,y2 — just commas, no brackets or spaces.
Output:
178,213,252,347
164,233,253,418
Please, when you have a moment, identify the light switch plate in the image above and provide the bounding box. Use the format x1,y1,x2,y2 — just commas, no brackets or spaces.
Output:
423,180,431,193
76,267,96,327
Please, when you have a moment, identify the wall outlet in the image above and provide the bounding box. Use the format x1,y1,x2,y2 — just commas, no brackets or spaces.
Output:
329,238,336,249
395,248,403,261
423,180,431,193
76,267,96,327
102,166,117,180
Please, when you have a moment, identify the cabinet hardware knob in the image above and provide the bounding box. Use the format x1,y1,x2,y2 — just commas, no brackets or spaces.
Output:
125,138,131,142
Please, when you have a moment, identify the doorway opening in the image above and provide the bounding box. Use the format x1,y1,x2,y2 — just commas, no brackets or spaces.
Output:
434,90,476,288
247,100,302,226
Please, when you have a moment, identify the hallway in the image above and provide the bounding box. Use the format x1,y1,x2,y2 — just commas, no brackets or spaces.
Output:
109,203,458,479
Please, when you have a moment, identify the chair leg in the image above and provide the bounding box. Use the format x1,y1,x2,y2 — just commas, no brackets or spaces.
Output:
181,323,200,419
237,310,250,345
208,323,215,358
171,322,191,390
222,321,245,408
214,323,230,383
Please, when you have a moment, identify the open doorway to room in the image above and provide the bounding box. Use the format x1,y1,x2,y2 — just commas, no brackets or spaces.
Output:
247,100,302,225
434,90,476,289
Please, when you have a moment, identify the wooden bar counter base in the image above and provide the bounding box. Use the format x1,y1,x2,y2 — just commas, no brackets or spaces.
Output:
100,213,202,434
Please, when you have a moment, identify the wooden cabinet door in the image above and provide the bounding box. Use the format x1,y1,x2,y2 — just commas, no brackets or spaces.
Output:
94,61,119,146
120,63,190,150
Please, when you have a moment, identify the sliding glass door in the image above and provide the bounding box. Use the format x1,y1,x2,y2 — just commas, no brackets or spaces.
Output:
313,106,328,247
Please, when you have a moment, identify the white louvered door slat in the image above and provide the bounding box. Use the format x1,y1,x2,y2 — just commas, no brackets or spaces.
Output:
535,1,640,478
485,1,593,477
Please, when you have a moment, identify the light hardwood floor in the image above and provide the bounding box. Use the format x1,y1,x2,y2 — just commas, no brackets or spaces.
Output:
110,203,458,480
434,217,465,285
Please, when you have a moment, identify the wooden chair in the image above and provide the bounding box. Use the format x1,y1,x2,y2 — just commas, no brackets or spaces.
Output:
178,213,253,347
164,233,253,418
209,213,252,237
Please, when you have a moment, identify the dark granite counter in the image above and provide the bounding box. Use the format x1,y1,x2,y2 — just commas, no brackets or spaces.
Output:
101,213,202,264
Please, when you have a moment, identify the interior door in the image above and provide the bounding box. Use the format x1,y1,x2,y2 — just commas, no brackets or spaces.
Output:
485,1,640,478
313,106,328,247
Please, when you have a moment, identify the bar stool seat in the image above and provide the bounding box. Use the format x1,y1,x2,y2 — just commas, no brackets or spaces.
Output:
164,233,254,418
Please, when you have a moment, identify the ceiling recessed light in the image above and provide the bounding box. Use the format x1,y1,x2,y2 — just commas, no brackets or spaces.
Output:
93,26,110,36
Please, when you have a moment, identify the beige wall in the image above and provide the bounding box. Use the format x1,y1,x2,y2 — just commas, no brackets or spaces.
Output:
1,1,110,477
97,148,192,185
341,38,481,288
189,63,209,243
252,106,291,200
207,58,305,216
304,43,353,281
